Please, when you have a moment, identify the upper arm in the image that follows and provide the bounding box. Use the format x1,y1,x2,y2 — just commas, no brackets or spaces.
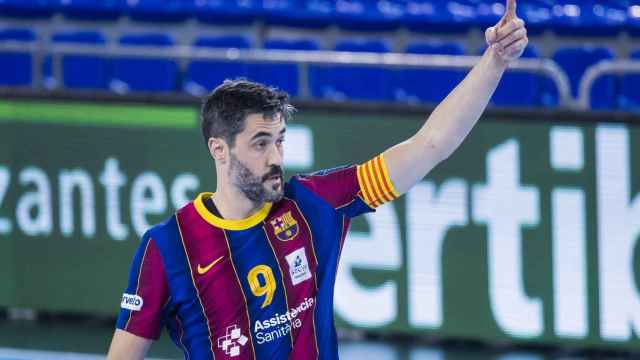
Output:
106,329,152,360
115,233,170,341
382,134,446,195
295,154,400,217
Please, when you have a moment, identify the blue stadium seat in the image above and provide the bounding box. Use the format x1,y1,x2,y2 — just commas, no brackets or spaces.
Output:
0,28,35,86
0,0,54,18
551,1,627,36
491,45,542,107
394,41,466,104
43,31,109,90
184,35,251,96
261,0,334,28
517,0,553,35
55,0,124,21
335,0,405,31
627,2,640,36
404,0,475,33
111,34,178,93
310,40,392,101
470,0,503,29
124,0,190,22
247,38,320,97
193,0,258,25
619,50,640,110
552,46,616,110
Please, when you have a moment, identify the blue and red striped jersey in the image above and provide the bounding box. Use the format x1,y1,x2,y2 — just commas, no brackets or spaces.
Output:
116,155,399,359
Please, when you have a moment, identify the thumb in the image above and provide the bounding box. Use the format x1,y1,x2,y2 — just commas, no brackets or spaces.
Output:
505,0,516,18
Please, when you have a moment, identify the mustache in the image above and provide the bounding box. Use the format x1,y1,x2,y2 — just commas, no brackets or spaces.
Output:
262,166,283,182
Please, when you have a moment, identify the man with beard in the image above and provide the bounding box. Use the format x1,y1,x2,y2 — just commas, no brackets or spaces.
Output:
107,0,527,357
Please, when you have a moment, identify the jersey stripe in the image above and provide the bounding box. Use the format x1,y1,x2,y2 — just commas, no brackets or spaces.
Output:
177,205,256,360
356,154,399,208
221,230,258,360
175,315,191,360
176,215,216,358
364,160,388,203
124,238,151,331
225,227,290,359
290,200,321,359
263,199,319,359
372,156,395,202
151,215,214,357
261,226,295,346
378,154,400,198
356,164,379,207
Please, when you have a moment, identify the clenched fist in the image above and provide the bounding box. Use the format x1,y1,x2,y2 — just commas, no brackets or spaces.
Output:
485,0,528,64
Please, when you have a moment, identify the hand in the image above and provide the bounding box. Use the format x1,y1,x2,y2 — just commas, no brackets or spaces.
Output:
485,0,528,65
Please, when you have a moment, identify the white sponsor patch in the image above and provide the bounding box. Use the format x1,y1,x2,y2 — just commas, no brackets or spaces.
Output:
121,293,144,311
285,247,312,286
217,325,249,357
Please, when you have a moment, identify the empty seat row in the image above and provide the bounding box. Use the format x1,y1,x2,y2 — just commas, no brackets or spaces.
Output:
1,0,640,35
1,28,639,109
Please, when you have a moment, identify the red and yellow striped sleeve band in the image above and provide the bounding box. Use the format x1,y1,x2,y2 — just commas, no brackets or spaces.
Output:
356,154,400,208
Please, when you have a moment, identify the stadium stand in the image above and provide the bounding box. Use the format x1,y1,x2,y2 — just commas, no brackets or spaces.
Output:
184,35,252,96
56,0,124,21
488,44,543,107
0,0,639,111
394,41,466,104
111,33,178,93
553,46,617,109
620,49,640,109
125,0,191,23
193,0,259,25
0,0,54,18
261,0,333,28
43,31,109,90
0,28,34,86
311,39,392,101
249,38,320,97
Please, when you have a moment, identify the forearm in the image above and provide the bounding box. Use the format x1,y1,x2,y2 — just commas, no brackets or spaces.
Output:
385,47,507,194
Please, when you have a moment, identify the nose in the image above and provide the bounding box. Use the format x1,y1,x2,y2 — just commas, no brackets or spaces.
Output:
267,143,283,168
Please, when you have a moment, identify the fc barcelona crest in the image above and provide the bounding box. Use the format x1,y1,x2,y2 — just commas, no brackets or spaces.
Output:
270,211,299,241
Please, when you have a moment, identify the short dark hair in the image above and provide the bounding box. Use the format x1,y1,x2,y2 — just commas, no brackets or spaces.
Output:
200,79,295,148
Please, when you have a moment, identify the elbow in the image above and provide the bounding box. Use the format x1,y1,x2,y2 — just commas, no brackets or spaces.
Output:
422,133,453,163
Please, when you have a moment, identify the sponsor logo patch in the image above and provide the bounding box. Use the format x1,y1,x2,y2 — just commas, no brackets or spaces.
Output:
217,325,249,357
121,293,143,311
285,247,312,286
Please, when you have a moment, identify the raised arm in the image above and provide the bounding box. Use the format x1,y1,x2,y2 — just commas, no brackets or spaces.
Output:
384,0,527,194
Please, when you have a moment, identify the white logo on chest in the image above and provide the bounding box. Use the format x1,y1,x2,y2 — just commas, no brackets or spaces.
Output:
285,247,312,286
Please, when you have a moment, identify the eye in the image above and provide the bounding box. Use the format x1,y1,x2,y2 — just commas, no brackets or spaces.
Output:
254,140,267,150
276,138,284,146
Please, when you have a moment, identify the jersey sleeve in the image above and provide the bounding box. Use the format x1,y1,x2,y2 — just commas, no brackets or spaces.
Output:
115,231,169,340
295,153,400,218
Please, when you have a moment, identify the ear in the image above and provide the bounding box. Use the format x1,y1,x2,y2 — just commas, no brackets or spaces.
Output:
208,137,227,164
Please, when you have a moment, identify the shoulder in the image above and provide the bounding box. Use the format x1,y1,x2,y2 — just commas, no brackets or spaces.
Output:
291,164,356,181
144,207,185,252
288,164,357,192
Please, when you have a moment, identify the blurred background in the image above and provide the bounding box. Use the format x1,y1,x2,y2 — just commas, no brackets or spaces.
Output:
0,0,639,359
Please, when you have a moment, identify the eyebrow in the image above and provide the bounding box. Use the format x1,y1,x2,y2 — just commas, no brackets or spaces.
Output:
250,128,286,142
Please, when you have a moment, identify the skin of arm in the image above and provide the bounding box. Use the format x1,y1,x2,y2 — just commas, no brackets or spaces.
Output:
106,329,153,360
384,0,527,194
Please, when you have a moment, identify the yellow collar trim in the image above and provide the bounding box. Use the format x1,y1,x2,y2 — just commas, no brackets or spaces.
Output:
193,192,272,231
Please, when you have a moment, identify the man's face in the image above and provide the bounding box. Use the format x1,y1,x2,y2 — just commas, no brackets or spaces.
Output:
228,113,285,205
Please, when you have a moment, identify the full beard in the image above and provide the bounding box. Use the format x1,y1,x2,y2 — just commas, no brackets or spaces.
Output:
229,153,284,206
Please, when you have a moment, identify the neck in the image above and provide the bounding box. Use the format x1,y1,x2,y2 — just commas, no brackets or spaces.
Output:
211,180,264,220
